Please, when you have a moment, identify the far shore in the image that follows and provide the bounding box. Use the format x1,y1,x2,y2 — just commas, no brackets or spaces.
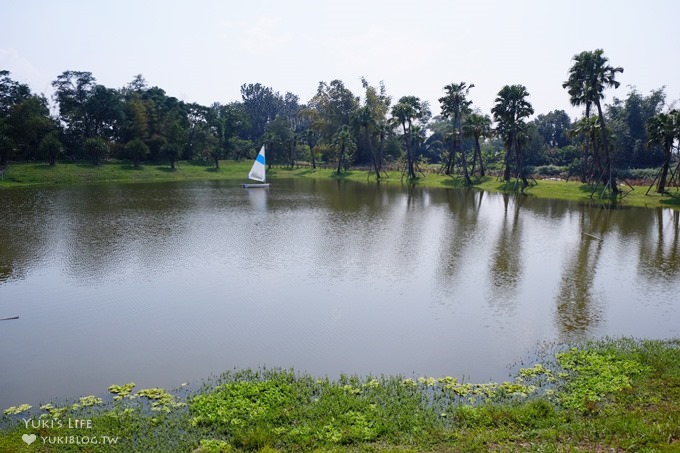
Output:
2,160,679,209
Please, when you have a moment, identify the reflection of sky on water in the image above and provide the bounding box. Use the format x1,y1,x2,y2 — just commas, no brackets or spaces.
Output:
1,180,679,409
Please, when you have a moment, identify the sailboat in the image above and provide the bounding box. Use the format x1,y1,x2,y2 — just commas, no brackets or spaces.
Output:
242,145,270,188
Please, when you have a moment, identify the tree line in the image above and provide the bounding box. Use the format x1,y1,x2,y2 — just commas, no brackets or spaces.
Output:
1,49,678,192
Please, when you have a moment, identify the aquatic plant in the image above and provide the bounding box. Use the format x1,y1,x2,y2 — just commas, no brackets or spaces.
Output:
1,338,678,451
136,387,185,412
3,404,31,416
108,382,136,400
556,344,651,412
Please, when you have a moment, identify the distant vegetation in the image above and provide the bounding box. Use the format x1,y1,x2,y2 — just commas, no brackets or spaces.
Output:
1,49,679,195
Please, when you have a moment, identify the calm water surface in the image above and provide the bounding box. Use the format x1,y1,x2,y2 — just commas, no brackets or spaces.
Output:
1,179,679,409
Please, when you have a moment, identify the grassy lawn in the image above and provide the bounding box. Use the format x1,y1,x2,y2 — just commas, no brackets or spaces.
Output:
1,338,678,451
0,161,249,187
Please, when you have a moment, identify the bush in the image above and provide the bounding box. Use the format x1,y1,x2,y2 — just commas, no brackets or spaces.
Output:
531,165,567,177
84,137,109,165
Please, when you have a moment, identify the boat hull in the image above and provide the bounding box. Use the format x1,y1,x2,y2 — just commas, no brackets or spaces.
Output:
242,183,270,188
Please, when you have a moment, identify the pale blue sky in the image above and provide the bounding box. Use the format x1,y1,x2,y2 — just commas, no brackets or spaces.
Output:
2,0,679,119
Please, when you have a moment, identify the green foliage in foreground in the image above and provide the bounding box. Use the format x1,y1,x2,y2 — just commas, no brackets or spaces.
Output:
1,338,679,451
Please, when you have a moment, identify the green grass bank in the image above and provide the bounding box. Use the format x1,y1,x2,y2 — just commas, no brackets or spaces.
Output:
1,338,678,451
2,160,680,209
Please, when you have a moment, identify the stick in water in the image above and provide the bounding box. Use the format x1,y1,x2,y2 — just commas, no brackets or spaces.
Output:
0,316,19,321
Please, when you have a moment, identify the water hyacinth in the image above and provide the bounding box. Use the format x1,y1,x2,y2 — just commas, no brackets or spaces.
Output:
417,377,437,387
38,404,68,420
136,388,184,412
518,363,553,379
555,346,651,411
75,395,103,409
108,382,136,401
3,404,31,416
1,339,675,451
401,378,416,387
363,378,380,389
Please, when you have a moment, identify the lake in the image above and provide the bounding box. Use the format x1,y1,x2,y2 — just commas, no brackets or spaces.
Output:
1,179,679,410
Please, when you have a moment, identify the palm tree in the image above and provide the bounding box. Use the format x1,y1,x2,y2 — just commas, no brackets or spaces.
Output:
569,116,601,182
646,110,680,193
332,125,355,174
563,49,623,194
491,85,534,186
464,113,492,177
391,96,430,180
439,82,474,183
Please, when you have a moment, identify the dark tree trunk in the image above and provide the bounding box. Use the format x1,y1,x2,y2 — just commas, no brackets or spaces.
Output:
474,136,485,176
289,138,296,168
503,141,512,182
407,142,416,180
460,146,471,185
595,100,618,195
516,142,528,188
445,141,455,176
365,129,381,180
307,137,316,169
657,148,671,193
336,144,344,174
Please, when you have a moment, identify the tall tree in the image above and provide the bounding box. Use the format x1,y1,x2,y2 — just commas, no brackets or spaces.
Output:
5,95,55,162
121,96,149,143
608,87,666,167
144,86,189,163
569,116,601,181
439,82,474,183
391,96,430,180
532,110,572,149
563,49,623,194
0,70,30,111
51,71,98,157
162,121,185,170
331,125,356,174
211,102,246,163
265,115,295,167
352,78,391,179
297,107,321,169
280,92,303,167
646,110,680,193
309,80,358,142
185,103,218,167
463,112,492,176
87,84,123,141
240,83,282,142
39,131,62,166
1,71,55,165
491,85,534,186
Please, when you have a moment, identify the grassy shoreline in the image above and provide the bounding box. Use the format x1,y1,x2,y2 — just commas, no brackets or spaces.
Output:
2,160,680,209
1,338,678,451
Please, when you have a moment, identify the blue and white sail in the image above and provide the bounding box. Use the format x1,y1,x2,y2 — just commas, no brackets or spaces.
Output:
248,145,267,182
